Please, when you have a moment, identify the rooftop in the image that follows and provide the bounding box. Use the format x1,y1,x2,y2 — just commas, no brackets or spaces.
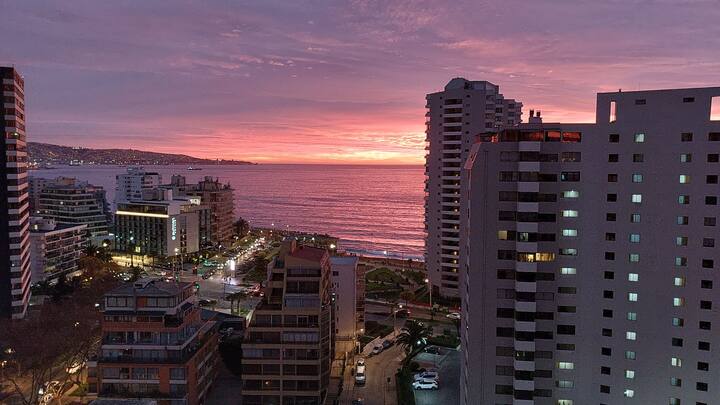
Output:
106,278,191,297
290,245,328,262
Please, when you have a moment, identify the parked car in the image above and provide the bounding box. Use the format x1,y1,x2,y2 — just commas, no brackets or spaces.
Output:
382,339,393,349
395,309,410,318
424,346,440,354
412,380,439,390
356,358,365,367
446,312,461,320
371,345,383,355
355,365,366,385
414,370,439,382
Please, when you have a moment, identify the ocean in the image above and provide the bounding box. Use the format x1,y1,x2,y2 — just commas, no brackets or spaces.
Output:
31,164,426,259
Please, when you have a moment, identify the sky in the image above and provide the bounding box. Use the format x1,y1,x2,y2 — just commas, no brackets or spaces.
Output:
2,0,720,164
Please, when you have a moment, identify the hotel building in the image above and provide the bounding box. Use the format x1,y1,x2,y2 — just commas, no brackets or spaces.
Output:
87,278,219,404
114,189,207,257
0,66,31,319
460,87,720,404
241,239,334,405
35,176,109,237
425,77,522,298
116,167,163,204
29,217,87,284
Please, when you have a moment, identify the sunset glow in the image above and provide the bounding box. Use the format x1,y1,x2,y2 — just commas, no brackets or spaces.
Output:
2,1,720,163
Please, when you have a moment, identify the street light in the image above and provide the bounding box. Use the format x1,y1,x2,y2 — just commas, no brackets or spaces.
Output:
425,278,433,320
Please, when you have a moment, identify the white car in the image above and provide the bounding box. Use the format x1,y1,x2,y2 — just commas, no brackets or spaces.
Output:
371,345,383,355
356,358,365,367
412,379,439,390
355,365,366,385
446,312,461,320
414,370,439,382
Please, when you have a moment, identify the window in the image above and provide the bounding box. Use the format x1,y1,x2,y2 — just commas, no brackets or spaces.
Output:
625,370,635,379
671,377,682,386
679,175,690,184
679,195,690,204
701,280,713,289
609,101,617,123
559,248,577,256
680,153,692,162
706,196,717,205
672,317,684,327
605,252,615,260
702,259,714,268
628,293,638,302
608,173,618,182
697,361,709,371
673,297,685,307
675,257,687,266
697,382,708,391
604,271,614,279
560,172,580,182
631,213,641,223
683,97,695,103
629,234,640,243
710,132,720,141
626,331,637,340
557,362,574,370
677,216,689,225
562,229,577,237
703,238,714,247
625,350,636,360
704,217,716,226
602,328,613,337
627,312,637,321
631,194,642,203
709,153,719,163
561,267,576,275
674,277,685,286
556,380,574,389
632,153,644,162
600,385,610,394
558,400,574,405
601,366,611,374
624,389,635,398
606,213,616,221
707,175,718,184
609,133,619,142
671,357,682,367
607,193,617,202
562,210,578,218
681,132,693,142
629,253,639,262
676,236,688,246
632,173,643,182
562,190,579,198
698,341,710,351
634,133,645,142
628,273,638,282
608,154,619,162
606,232,616,241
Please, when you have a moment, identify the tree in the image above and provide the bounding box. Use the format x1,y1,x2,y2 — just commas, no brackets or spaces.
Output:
233,217,250,239
395,320,432,366
226,291,249,315
399,291,415,306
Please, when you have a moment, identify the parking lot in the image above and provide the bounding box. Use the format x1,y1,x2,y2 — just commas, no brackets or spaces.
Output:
413,347,460,405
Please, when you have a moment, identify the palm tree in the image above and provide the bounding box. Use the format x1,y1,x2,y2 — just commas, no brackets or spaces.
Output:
395,320,432,365
225,291,249,315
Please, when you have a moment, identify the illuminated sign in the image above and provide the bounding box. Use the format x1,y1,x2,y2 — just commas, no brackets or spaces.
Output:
171,217,177,241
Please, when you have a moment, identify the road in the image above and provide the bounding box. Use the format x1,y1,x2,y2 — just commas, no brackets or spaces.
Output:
347,345,403,405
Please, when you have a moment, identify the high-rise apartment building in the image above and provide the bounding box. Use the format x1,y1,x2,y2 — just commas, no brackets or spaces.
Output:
184,176,235,246
330,256,365,354
36,176,109,238
425,77,522,298
241,239,334,405
115,166,162,204
29,217,87,284
87,278,219,404
0,66,31,319
460,87,720,404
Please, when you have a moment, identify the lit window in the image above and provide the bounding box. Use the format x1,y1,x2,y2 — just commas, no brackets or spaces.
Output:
557,400,573,405
711,96,720,120
631,194,642,203
632,173,643,183
634,133,645,143
676,237,688,246
673,297,684,307
629,234,640,243
626,331,637,340
557,380,574,388
628,273,639,282
629,253,639,262
677,216,688,225
557,362,574,370
497,230,509,240
674,277,685,287
610,101,617,123
679,175,690,184
627,312,637,321
628,293,638,302
561,267,576,275
680,153,692,162
670,377,681,387
562,229,577,237
625,370,635,379
624,389,635,398
675,256,687,266
625,350,636,360
562,190,579,198
671,357,682,367
672,317,684,327
679,195,690,204
562,210,578,217
559,248,577,256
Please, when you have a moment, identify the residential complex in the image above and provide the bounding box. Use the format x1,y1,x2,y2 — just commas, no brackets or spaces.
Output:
114,189,210,257
329,256,365,355
116,166,162,204
460,87,720,404
35,176,109,238
425,77,522,298
184,176,235,245
241,239,334,405
29,217,87,284
0,66,31,319
87,278,219,405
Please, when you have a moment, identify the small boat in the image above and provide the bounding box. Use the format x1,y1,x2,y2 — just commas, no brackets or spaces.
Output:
187,166,203,171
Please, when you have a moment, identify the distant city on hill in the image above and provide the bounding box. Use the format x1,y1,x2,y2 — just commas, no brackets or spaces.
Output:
27,142,255,167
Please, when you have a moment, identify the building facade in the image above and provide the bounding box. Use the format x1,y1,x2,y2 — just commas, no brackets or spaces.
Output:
116,167,162,204
29,217,87,284
0,66,31,319
114,189,204,257
461,87,720,404
425,77,522,298
36,176,109,237
184,176,235,246
87,278,219,405
329,256,364,354
241,239,334,405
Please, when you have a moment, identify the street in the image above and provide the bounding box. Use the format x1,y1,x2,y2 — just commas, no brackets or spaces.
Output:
346,345,403,405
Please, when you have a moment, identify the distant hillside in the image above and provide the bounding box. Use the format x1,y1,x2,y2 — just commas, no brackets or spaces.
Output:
28,142,254,166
